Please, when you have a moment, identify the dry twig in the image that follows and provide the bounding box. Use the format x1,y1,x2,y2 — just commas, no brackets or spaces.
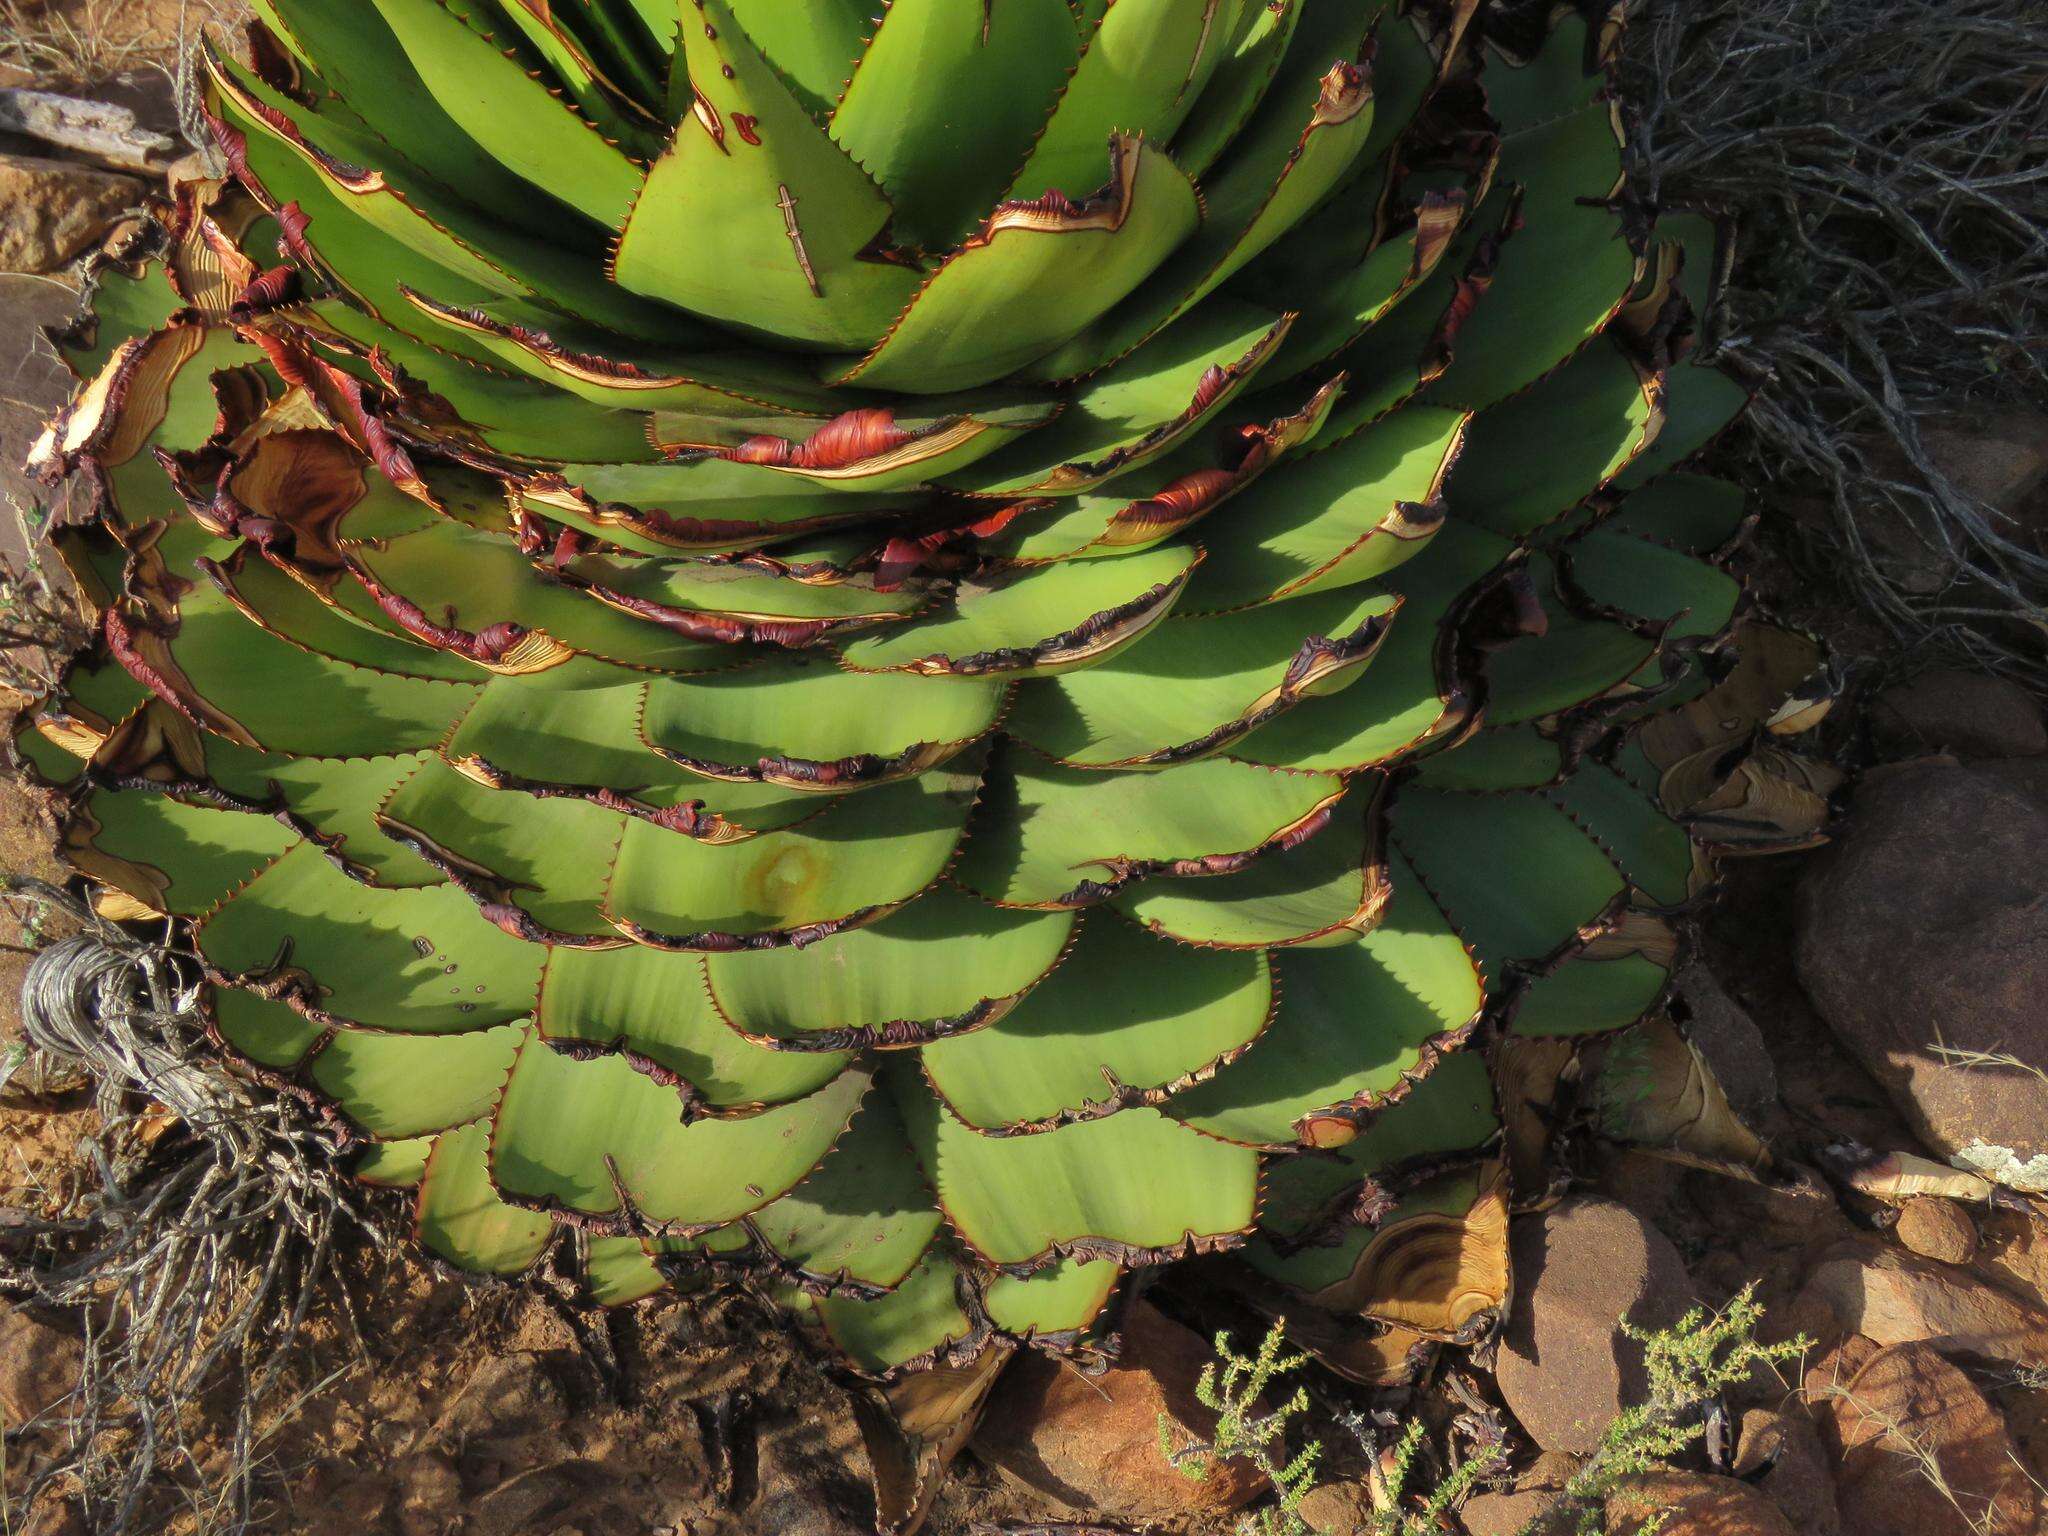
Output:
0,882,392,1535
1624,0,2048,682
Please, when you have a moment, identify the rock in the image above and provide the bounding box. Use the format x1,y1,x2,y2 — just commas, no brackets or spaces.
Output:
972,1300,1268,1522
1805,1332,1884,1393
57,69,184,146
1808,1340,2038,1536
470,1464,582,1536
1892,1197,1979,1265
393,1451,462,1536
1517,1450,1583,1490
0,1304,82,1427
434,1352,568,1443
1921,412,2048,519
323,1474,393,1526
0,154,143,274
0,270,87,565
1495,1198,1696,1454
1670,965,1780,1121
1858,496,1959,596
1734,1405,1840,1536
751,1431,872,1536
1606,1470,1801,1535
19,1499,85,1536
0,779,76,1071
1795,759,2048,1190
1297,1477,1375,1534
1975,1207,2048,1309
1848,413,2048,593
1458,1488,1559,1535
1872,669,2047,760
1991,1378,2048,1503
1798,1241,2048,1370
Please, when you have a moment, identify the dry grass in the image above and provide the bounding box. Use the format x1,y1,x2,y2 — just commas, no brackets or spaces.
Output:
1927,1041,2048,1087
0,550,87,705
1624,0,2048,684
0,0,249,155
1810,1373,2047,1536
0,886,393,1536
0,0,172,84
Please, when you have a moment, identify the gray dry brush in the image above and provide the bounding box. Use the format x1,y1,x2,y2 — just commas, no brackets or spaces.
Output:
1624,0,2048,681
3,886,389,1533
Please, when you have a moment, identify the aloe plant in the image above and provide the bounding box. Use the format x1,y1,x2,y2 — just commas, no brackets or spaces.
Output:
24,0,1761,1377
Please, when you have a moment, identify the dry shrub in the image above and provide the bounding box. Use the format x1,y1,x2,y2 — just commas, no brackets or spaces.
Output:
1,890,391,1534
1623,0,2048,681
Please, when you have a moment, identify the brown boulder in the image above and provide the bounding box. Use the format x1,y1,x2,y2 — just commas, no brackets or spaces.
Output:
469,1464,582,1536
393,1451,462,1536
1734,1405,1840,1536
1669,965,1780,1123
1606,1470,1800,1535
1872,669,2047,760
0,1303,82,1427
321,1473,395,1528
1296,1477,1375,1534
1458,1487,1558,1536
1798,1241,2048,1370
0,272,88,567
1808,1340,2037,1536
1921,413,2048,520
1849,413,2048,593
1796,759,2048,1190
19,1499,86,1536
1495,1198,1697,1454
973,1301,1267,1522
0,778,73,1070
1892,1197,1978,1266
0,154,143,274
1976,1207,2048,1309
1992,1378,2048,1503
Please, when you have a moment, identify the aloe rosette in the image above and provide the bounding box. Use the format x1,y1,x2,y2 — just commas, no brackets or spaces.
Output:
24,0,1762,1377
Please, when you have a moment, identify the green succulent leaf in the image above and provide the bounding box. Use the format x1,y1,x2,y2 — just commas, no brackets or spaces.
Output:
309,1021,526,1140
839,543,1198,678
837,136,1203,393
1114,784,1390,949
38,0,1765,1378
1166,861,1485,1146
707,886,1077,1050
639,660,1004,790
536,945,853,1109
417,1120,554,1274
746,1093,945,1289
920,914,1274,1132
894,1067,1260,1269
605,759,984,949
828,0,1081,253
817,1249,977,1372
1180,403,1469,611
1005,584,1401,766
953,754,1348,909
364,0,646,225
1250,1048,1498,1250
489,1041,873,1229
1005,0,1242,204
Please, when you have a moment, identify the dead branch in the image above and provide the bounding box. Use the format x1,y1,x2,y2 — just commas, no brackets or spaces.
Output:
1,881,394,1535
1623,0,2048,684
0,87,178,169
